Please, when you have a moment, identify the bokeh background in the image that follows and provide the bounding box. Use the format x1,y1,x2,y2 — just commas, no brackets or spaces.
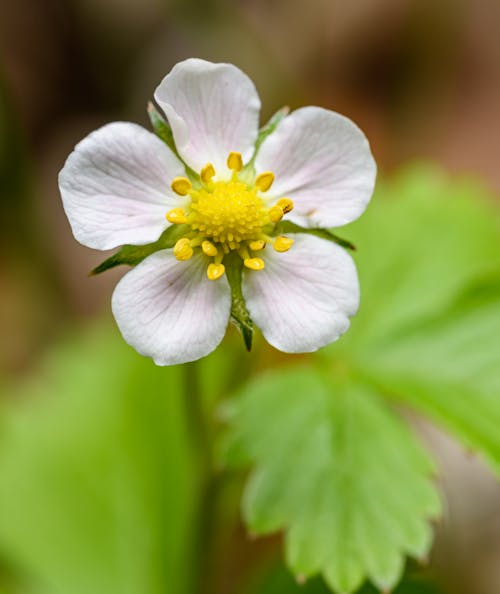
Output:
1,0,500,593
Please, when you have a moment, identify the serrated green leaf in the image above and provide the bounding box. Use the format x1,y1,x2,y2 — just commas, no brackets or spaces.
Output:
90,224,188,275
224,369,440,594
244,561,443,594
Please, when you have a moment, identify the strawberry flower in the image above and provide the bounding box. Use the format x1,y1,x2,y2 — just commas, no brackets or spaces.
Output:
59,58,376,365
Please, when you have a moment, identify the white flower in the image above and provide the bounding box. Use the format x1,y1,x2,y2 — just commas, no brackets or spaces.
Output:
59,58,376,365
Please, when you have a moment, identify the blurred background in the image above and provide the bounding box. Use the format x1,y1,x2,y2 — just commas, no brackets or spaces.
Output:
1,0,500,593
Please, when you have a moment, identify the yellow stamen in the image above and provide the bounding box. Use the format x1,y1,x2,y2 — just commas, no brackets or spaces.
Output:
166,208,188,224
171,177,192,196
227,151,243,172
207,263,225,280
249,239,265,251
269,205,284,223
276,197,294,213
201,163,215,184
244,257,265,271
173,238,193,261
202,240,218,257
167,164,296,274
255,171,274,192
273,236,294,252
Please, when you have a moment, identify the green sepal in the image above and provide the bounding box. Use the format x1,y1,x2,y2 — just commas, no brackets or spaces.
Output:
90,224,189,275
253,106,289,157
225,254,253,351
240,106,289,182
147,102,177,154
278,221,356,251
147,102,198,181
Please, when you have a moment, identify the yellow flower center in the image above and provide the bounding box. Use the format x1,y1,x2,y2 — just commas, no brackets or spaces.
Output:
166,152,295,281
190,180,268,248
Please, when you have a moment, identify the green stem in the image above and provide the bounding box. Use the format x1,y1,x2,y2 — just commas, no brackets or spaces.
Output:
182,361,217,594
183,361,211,467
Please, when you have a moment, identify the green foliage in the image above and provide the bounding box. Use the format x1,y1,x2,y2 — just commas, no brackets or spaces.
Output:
335,165,500,473
0,324,198,594
223,165,500,593
245,562,443,594
358,275,500,474
224,370,440,593
2,165,499,594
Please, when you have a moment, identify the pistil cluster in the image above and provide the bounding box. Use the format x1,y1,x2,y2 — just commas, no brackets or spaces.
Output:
165,152,295,280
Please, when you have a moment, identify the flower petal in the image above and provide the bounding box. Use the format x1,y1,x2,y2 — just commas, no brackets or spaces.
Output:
111,250,231,365
242,234,359,353
59,122,187,250
154,58,261,177
255,106,376,228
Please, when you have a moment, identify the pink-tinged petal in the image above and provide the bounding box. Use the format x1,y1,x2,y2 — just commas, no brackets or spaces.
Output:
242,234,359,353
111,250,231,365
255,106,376,228
154,58,260,177
59,122,187,250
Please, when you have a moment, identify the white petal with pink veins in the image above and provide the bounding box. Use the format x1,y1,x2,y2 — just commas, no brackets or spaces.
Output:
59,122,186,250
242,234,359,353
154,58,261,178
255,106,376,228
112,250,231,365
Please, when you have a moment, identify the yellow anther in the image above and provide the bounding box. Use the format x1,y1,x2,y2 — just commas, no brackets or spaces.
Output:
244,257,265,271
269,205,284,223
202,240,218,257
276,197,294,213
201,163,216,184
173,238,193,261
207,263,225,281
171,177,192,196
249,239,265,251
273,236,294,253
227,151,243,172
166,208,188,224
255,171,275,192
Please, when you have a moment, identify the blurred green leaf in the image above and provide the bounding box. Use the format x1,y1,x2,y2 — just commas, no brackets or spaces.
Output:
358,274,500,473
331,165,500,472
337,165,500,352
224,369,440,594
0,322,198,594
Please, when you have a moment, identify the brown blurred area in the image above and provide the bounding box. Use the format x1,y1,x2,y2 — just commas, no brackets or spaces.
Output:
1,1,500,592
